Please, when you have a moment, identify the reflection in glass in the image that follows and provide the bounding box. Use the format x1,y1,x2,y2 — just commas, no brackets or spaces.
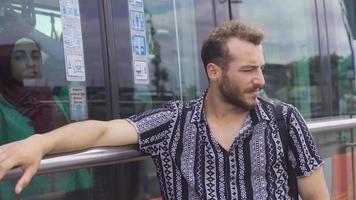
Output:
0,1,93,199
0,37,68,134
231,0,320,119
230,0,356,198
325,0,356,116
114,0,202,199
118,0,202,115
324,1,356,198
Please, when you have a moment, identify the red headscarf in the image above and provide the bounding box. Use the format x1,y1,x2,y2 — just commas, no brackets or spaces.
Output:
0,34,67,133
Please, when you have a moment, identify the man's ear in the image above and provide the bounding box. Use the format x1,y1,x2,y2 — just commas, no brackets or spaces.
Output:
206,63,222,82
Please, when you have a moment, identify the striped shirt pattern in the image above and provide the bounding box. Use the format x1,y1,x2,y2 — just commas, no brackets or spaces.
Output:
127,93,324,200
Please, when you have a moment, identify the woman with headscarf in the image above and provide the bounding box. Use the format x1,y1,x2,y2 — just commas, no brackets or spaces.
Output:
0,37,68,138
0,37,92,199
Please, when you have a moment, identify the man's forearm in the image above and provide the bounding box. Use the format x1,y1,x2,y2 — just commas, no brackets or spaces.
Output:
0,119,137,194
38,120,108,155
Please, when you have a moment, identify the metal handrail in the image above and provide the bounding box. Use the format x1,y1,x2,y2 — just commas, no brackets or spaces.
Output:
308,118,356,133
4,117,356,179
4,145,147,179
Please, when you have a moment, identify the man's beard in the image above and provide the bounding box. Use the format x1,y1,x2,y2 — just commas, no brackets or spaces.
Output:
219,74,259,111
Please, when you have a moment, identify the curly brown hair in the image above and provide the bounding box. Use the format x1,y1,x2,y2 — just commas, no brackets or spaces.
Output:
201,20,264,74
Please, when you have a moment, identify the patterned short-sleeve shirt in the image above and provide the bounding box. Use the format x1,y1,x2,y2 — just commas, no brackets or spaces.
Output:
127,93,324,200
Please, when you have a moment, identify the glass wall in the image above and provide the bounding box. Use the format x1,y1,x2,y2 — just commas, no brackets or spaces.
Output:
231,0,320,118
90,0,209,199
325,0,356,116
6,0,356,199
114,0,203,117
230,0,356,118
230,0,356,199
77,1,216,198
324,0,356,199
0,0,107,199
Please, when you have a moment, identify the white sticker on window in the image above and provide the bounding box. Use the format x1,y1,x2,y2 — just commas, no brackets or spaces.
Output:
65,54,85,79
59,0,86,82
134,60,149,84
128,0,149,85
69,85,88,121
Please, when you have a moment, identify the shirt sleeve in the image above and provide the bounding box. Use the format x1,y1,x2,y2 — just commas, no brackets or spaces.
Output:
286,105,324,177
126,102,176,156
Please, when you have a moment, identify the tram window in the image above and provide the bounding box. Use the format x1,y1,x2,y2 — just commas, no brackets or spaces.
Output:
325,0,356,116
116,0,202,117
0,2,66,140
107,0,204,199
230,1,356,199
230,0,320,118
0,0,107,199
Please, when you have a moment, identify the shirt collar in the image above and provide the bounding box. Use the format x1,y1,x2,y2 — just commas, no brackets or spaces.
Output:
190,90,271,124
190,89,206,123
253,98,271,122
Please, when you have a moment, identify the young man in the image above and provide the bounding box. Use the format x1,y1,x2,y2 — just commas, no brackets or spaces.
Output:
0,21,329,199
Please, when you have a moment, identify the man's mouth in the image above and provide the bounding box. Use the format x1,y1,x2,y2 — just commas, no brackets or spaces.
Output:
246,87,261,93
246,88,261,97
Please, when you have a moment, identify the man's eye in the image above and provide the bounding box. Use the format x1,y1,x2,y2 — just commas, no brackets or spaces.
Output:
242,68,254,72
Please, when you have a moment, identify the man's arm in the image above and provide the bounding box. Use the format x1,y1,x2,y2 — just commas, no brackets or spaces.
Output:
0,119,138,194
297,167,330,200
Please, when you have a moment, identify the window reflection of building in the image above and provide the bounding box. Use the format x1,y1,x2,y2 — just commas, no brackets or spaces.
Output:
0,1,94,198
230,0,356,198
146,11,169,99
326,0,356,117
231,0,320,118
0,1,33,41
0,1,116,199
0,36,92,199
0,37,67,134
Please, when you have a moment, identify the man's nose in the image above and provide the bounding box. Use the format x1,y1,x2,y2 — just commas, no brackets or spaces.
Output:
252,68,265,87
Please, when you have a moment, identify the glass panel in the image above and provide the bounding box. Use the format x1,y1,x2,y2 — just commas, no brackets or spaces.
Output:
193,0,215,89
175,0,201,100
116,0,203,117
230,0,356,198
314,127,354,200
103,0,206,199
325,0,356,116
91,160,162,200
0,0,107,198
231,0,320,118
324,0,356,198
4,159,164,200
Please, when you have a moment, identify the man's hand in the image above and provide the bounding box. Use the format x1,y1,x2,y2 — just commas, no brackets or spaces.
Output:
0,119,138,194
0,134,46,194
